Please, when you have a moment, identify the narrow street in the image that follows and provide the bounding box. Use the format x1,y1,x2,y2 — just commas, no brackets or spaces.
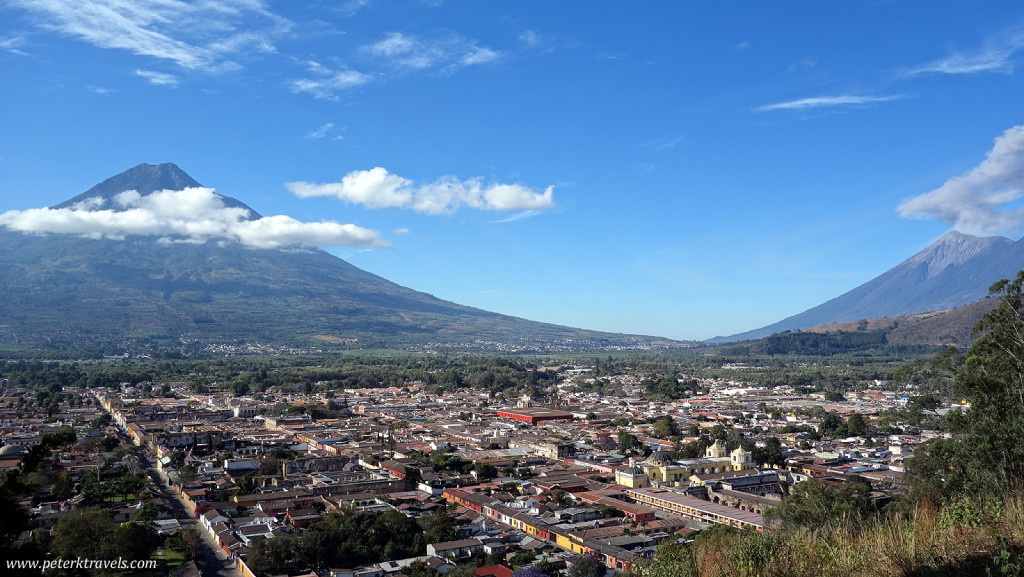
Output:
144,457,243,577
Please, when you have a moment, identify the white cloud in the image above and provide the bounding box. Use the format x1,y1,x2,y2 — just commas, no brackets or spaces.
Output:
362,31,500,73
0,187,388,249
286,167,555,215
136,69,179,86
290,167,413,209
646,135,682,152
519,30,542,47
898,124,1024,235
907,26,1024,75
290,61,371,100
758,94,904,111
394,227,411,235
0,35,30,56
494,211,541,223
8,0,291,73
460,46,499,67
367,32,417,59
307,122,335,139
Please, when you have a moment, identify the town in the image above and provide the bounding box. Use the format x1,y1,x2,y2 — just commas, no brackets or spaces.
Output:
0,357,930,577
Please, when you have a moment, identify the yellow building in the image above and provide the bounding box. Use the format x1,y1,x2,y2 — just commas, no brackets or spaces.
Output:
614,459,650,488
640,448,734,488
730,446,753,471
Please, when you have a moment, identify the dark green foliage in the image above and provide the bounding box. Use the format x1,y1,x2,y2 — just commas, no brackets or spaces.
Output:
617,431,639,453
644,373,702,399
651,416,681,438
818,411,846,439
638,540,699,577
473,462,498,480
847,411,869,437
764,477,875,531
238,472,257,494
909,271,1024,501
535,559,559,577
110,521,159,560
42,425,78,448
752,437,785,468
246,510,426,576
89,413,112,429
511,550,538,567
49,506,156,568
0,472,32,549
753,330,888,356
418,509,457,544
595,503,625,518
568,552,606,577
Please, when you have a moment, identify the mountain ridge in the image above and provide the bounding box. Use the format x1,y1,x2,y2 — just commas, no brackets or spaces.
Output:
711,230,1024,343
0,163,686,355
52,162,261,217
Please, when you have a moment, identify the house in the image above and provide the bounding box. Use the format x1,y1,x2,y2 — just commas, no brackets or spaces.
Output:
153,518,183,535
201,509,230,531
475,565,514,577
426,538,484,561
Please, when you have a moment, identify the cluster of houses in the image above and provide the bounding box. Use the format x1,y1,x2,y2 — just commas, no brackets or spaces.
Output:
0,364,937,575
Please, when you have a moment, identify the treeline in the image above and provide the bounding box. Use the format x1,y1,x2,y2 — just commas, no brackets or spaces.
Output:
0,354,561,399
718,330,944,357
0,335,945,403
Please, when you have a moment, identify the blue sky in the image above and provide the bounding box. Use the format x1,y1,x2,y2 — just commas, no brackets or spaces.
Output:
1,1,1024,341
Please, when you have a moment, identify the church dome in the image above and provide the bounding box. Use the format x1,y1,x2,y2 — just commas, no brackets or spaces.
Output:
648,449,672,466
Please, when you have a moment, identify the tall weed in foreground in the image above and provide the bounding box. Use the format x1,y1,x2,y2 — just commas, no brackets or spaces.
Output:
636,497,1024,577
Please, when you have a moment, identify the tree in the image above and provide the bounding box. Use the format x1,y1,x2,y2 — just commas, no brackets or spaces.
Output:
846,411,869,437
511,550,538,568
764,477,874,531
752,437,785,468
568,552,606,577
909,271,1024,501
0,472,31,551
652,417,680,439
638,541,699,577
52,507,115,560
473,462,498,480
177,463,199,486
418,509,456,544
169,450,186,468
231,380,250,397
52,470,75,500
238,472,258,494
110,520,158,560
617,431,639,454
536,559,559,577
817,411,845,438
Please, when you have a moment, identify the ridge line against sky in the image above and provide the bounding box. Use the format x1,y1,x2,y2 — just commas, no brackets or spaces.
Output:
1,2,1023,340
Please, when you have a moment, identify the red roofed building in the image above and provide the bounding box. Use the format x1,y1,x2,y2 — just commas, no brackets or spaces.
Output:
475,565,514,577
495,408,574,425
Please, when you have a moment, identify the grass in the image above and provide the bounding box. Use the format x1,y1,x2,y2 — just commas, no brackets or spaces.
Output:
157,547,186,568
645,496,1024,577
102,494,141,504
